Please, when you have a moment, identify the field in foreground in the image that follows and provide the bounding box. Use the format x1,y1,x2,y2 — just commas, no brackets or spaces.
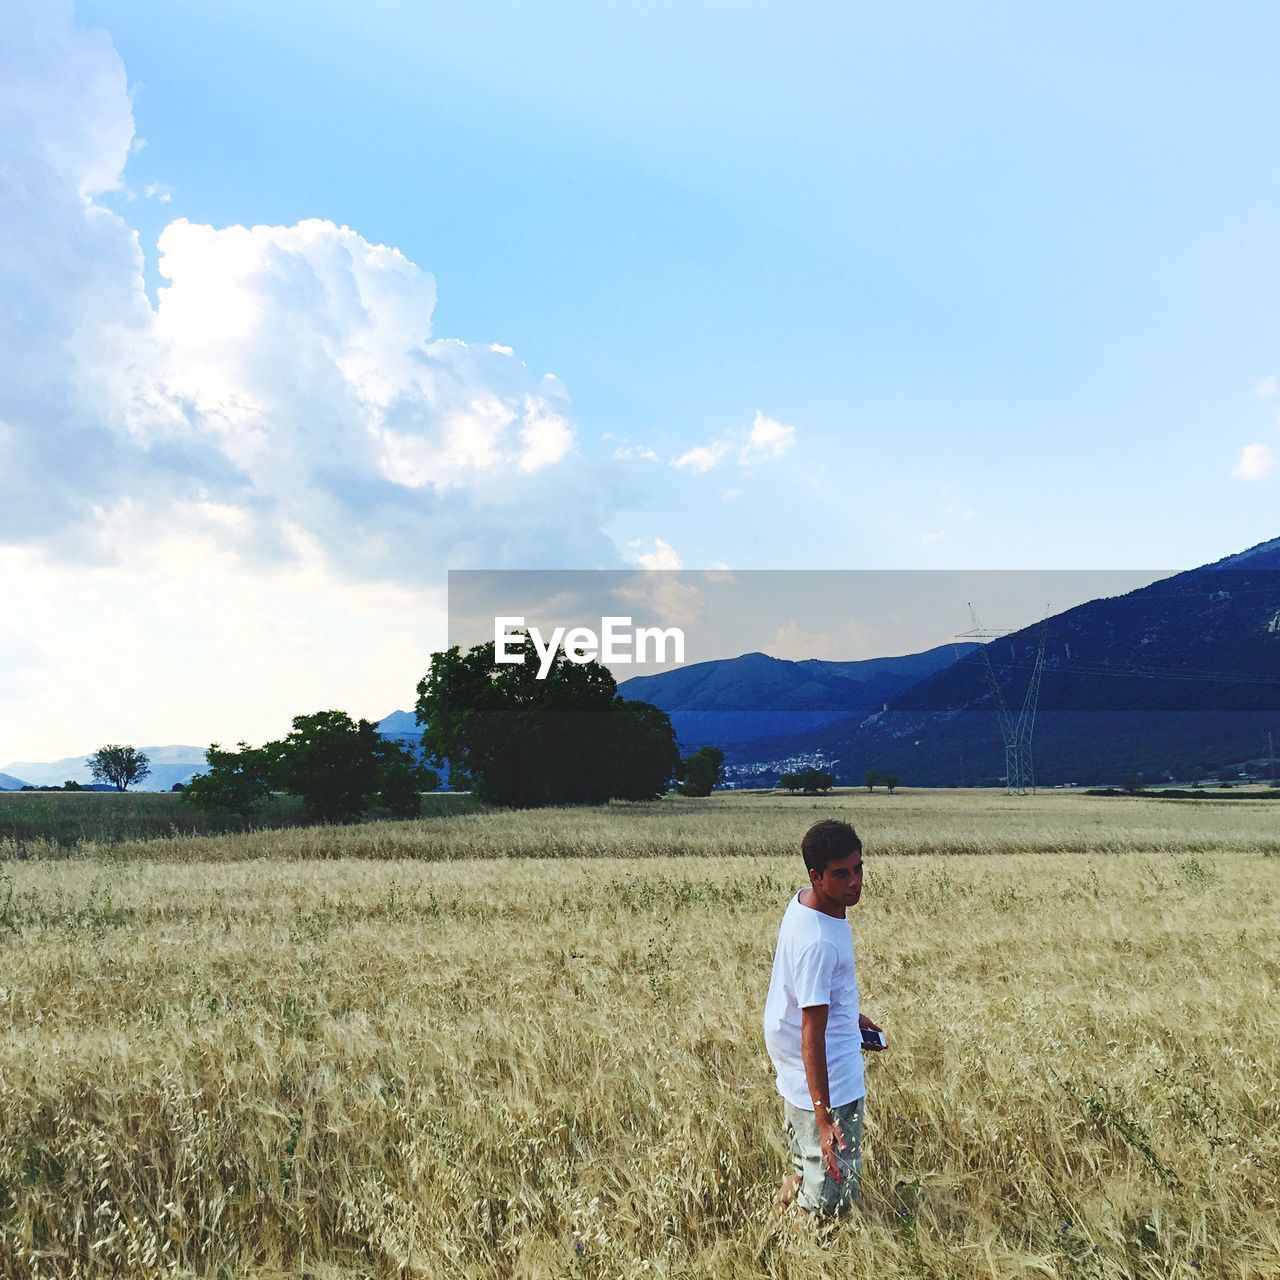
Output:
1,792,1278,1278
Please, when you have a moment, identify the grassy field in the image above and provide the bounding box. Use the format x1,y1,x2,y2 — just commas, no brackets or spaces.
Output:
0,791,480,853
1,790,1277,1278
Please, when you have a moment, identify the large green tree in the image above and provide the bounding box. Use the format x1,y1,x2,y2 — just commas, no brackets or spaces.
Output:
87,744,151,792
610,700,683,802
183,713,438,825
677,746,725,797
180,741,272,826
268,710,436,823
415,643,679,807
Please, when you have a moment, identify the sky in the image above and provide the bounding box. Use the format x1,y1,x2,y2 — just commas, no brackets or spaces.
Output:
2,0,1279,763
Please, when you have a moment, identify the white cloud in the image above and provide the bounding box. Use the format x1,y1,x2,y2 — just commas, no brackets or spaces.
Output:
1232,444,1275,481
769,622,840,660
0,0,629,758
1255,375,1278,397
672,441,730,472
517,396,574,471
611,443,659,463
612,573,705,627
918,531,944,545
0,540,446,762
0,3,621,585
628,537,682,570
673,410,797,474
739,411,796,464
768,618,875,661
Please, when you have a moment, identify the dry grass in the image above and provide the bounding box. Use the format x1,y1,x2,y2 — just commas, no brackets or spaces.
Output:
6,787,1280,863
1,791,1277,1278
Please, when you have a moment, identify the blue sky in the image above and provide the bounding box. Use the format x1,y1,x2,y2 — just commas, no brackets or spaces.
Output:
2,1,1279,760
85,0,1280,564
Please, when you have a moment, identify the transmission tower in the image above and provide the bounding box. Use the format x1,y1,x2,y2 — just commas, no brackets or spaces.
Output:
958,605,1047,795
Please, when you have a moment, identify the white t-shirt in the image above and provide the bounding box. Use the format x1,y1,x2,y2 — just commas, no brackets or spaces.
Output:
763,889,864,1110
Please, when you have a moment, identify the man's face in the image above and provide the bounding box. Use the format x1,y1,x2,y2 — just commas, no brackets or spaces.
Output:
812,849,864,907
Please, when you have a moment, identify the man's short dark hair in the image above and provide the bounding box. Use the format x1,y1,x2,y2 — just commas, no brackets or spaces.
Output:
801,819,861,873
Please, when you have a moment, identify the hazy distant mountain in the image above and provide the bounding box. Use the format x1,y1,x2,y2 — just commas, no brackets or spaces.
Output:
0,771,31,791
744,536,1280,786
0,746,208,792
617,644,976,753
375,710,463,787
376,710,420,736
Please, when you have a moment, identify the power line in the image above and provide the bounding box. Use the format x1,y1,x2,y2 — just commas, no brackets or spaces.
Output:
956,651,1280,687
957,606,1046,795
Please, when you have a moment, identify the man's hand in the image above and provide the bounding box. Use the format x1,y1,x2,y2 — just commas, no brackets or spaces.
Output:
817,1110,847,1182
859,1012,886,1050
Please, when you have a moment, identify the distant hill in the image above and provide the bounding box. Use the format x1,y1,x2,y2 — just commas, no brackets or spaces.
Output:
3,716,450,794
375,710,461,788
617,644,976,753
742,536,1280,786
0,746,208,792
376,710,420,737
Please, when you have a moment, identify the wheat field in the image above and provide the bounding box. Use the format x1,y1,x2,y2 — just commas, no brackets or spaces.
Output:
1,790,1277,1278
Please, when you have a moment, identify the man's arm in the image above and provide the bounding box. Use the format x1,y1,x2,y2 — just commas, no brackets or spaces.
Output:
800,1004,846,1182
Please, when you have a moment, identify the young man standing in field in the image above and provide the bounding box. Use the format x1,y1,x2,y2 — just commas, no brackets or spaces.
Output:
764,818,883,1218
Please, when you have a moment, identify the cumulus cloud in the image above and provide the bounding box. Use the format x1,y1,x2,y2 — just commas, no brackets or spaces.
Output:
672,410,797,474
672,441,730,472
1232,443,1275,481
1255,375,1278,397
628,537,682,570
611,443,659,463
768,618,875,662
0,0,617,584
769,622,840,660
739,411,796,464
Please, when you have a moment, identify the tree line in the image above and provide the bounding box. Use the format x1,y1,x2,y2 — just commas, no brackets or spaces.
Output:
102,638,730,822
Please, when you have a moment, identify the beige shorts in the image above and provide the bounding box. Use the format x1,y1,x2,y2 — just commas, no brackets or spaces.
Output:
783,1095,865,1215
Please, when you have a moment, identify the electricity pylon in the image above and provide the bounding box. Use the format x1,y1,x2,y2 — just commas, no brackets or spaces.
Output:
958,606,1047,795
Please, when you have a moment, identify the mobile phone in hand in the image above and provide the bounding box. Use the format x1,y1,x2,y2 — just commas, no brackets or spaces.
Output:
861,1027,886,1050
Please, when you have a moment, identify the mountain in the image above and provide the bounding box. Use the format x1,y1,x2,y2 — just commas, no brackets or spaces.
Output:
742,537,1280,786
375,710,461,787
0,746,209,792
376,710,420,737
0,771,31,791
617,644,976,754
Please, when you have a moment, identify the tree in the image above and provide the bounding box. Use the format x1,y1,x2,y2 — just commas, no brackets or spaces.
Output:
377,752,440,818
416,643,679,807
269,711,435,823
181,742,274,827
779,772,801,794
796,768,835,795
609,701,682,801
864,768,881,793
678,746,725,797
184,720,438,826
88,744,151,792
883,774,900,794
62,780,82,791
